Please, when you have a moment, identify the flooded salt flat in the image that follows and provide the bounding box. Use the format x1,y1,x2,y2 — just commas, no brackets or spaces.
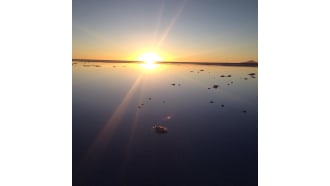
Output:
73,62,258,185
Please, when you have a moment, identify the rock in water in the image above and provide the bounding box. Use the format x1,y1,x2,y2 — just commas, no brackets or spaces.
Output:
153,125,168,134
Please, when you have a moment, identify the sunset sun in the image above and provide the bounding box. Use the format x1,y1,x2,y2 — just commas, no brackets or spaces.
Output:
72,0,259,184
138,52,162,65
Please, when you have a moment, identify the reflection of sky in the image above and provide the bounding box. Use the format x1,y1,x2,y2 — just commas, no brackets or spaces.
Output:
73,0,257,62
73,63,258,185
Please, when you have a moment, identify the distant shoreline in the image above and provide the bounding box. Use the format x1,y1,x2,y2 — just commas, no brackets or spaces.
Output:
72,59,258,67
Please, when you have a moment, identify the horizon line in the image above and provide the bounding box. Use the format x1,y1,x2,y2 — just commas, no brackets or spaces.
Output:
72,58,258,67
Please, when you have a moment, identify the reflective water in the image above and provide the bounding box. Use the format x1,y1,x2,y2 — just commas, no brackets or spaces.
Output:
73,62,258,186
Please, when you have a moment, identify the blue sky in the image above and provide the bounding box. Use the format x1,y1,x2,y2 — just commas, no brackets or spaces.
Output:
73,0,257,62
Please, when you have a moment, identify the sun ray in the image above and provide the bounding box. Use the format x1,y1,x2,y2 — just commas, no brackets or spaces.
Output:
155,0,187,49
84,74,144,161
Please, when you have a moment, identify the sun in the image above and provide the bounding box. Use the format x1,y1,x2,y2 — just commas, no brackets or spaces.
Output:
138,52,162,65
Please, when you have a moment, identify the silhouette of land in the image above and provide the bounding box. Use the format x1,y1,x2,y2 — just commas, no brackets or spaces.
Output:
72,59,258,67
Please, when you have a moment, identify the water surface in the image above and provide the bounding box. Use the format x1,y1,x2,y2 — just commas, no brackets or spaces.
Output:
73,62,258,186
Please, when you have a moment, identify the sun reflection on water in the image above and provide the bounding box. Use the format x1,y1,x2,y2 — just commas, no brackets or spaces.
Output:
140,63,159,70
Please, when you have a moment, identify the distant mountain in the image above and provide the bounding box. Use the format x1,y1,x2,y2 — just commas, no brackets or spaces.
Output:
242,60,258,63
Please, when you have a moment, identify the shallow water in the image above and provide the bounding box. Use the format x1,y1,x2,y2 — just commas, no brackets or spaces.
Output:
73,62,258,186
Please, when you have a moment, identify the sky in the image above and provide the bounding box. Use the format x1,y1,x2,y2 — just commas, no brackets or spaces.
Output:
73,0,257,62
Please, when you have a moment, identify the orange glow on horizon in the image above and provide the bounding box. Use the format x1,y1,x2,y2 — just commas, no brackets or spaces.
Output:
138,52,162,64
72,49,256,63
